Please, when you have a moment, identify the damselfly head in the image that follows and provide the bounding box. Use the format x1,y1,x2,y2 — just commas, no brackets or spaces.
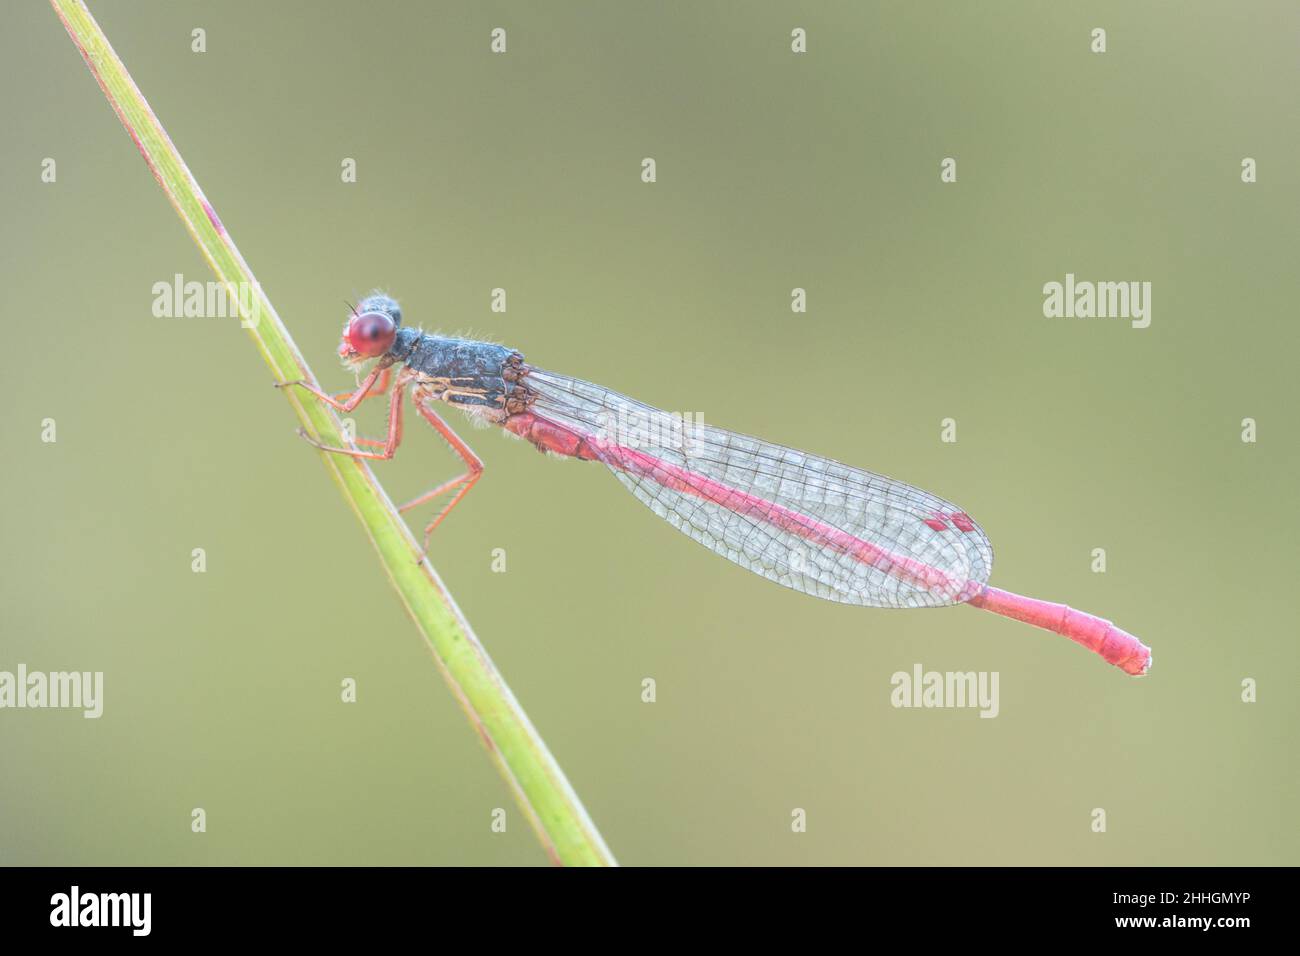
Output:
339,294,401,365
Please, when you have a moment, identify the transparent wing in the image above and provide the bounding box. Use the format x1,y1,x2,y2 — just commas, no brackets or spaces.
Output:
524,368,993,608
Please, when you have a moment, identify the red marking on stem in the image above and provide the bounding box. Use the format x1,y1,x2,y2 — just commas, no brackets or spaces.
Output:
202,199,225,237
51,7,223,247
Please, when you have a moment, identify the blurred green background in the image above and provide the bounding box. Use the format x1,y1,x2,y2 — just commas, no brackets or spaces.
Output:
2,1,1296,866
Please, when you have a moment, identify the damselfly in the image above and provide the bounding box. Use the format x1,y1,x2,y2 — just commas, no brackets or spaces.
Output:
277,295,1151,676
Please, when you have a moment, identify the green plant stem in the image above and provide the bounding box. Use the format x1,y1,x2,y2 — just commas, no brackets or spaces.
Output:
50,0,615,867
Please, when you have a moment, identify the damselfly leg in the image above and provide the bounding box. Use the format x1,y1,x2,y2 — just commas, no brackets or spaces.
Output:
332,365,392,406
274,362,390,414
279,370,483,561
398,397,483,558
292,370,409,460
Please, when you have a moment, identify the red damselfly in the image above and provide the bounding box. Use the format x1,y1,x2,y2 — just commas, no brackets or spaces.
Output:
277,295,1152,676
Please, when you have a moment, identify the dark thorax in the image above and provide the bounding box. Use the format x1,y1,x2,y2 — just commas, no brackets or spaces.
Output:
394,329,533,420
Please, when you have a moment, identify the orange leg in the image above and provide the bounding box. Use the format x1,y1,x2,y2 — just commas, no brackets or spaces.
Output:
281,369,483,560
333,366,392,405
399,398,484,559
295,377,407,460
275,362,390,414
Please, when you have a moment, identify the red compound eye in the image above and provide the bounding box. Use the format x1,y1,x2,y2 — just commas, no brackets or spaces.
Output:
343,310,396,357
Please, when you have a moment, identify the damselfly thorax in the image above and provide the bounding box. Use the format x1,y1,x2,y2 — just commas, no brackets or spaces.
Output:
386,329,533,424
